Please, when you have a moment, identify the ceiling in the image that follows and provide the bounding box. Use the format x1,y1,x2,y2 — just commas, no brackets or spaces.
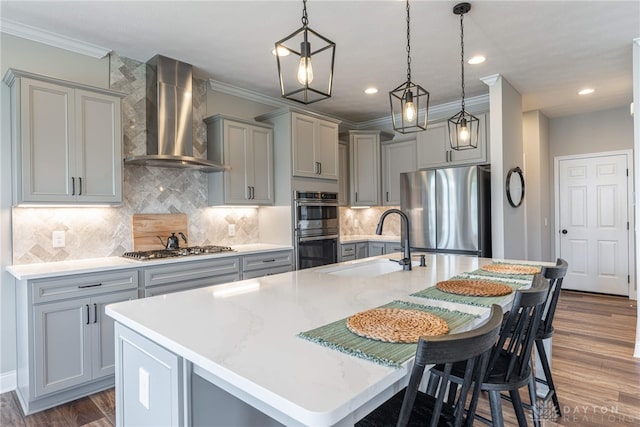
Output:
1,1,638,123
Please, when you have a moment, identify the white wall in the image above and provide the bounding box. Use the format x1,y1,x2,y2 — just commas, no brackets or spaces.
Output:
0,33,110,386
632,38,639,358
523,110,552,262
484,74,526,260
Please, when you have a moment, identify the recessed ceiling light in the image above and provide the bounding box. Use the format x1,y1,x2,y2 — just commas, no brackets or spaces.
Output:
578,88,595,95
364,87,379,94
468,55,486,65
271,46,290,57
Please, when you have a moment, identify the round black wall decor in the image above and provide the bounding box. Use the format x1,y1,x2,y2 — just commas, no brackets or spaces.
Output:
506,166,525,208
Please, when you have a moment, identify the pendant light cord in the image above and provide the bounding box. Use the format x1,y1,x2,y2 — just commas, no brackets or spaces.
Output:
302,0,309,27
406,0,412,82
460,11,465,111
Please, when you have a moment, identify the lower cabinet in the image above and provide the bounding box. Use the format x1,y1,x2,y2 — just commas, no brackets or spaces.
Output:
241,250,293,279
368,242,386,256
16,269,138,414
143,256,240,297
340,242,370,261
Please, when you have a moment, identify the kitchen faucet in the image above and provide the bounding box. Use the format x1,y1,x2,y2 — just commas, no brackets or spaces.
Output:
376,209,412,271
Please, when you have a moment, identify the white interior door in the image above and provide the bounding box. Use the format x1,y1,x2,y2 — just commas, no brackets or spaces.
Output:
556,152,630,295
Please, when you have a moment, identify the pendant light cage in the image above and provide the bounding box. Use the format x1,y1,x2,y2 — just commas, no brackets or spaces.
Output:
275,0,336,105
389,0,429,134
449,2,478,150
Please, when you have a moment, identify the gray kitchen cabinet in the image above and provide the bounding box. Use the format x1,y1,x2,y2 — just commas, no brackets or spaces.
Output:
368,242,386,256
338,141,349,206
355,242,368,259
349,130,394,206
340,243,356,261
417,112,489,169
381,138,417,206
16,269,138,414
3,69,124,205
384,242,404,254
241,250,293,279
292,111,339,180
206,115,274,205
143,256,240,297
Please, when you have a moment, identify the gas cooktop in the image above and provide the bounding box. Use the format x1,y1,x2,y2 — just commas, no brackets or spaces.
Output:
122,245,235,261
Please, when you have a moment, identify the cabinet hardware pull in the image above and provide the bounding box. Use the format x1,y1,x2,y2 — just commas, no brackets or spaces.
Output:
78,283,102,289
251,186,255,200
355,192,358,202
93,303,98,324
247,186,251,199
386,192,389,202
262,259,276,263
78,177,82,196
85,304,90,325
71,177,75,196
319,162,322,175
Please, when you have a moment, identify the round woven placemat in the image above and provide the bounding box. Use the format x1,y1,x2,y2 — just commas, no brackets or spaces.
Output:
436,279,513,297
346,308,449,343
481,264,541,275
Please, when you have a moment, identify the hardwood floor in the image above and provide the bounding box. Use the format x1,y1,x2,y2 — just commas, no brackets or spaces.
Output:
1,291,638,426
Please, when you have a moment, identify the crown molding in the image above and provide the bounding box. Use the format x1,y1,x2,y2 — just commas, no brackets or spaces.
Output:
0,19,111,58
210,78,488,130
480,73,501,87
208,79,357,128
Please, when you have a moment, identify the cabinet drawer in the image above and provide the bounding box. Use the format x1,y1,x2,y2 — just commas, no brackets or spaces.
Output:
242,251,292,272
32,270,138,304
385,242,403,254
340,244,355,257
144,257,240,288
242,265,292,280
144,273,239,297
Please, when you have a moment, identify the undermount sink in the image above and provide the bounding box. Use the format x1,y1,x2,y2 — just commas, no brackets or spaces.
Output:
317,259,418,278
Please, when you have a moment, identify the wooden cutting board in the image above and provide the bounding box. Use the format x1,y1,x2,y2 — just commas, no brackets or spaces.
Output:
132,213,189,251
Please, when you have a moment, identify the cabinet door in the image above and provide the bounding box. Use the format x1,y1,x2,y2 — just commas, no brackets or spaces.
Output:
340,243,355,261
19,78,76,203
75,90,122,203
368,242,385,256
382,140,417,205
91,290,138,379
315,120,339,180
224,121,251,204
350,133,380,206
355,242,368,259
338,142,349,206
292,113,317,177
416,122,448,169
34,298,92,397
249,126,274,204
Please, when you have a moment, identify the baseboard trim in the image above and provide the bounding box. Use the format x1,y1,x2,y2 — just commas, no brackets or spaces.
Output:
0,370,16,393
634,342,640,358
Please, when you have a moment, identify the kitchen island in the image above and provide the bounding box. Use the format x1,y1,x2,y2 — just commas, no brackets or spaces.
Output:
105,253,522,426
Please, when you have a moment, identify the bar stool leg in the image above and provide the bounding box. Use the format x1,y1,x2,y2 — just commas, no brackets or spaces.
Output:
536,338,561,417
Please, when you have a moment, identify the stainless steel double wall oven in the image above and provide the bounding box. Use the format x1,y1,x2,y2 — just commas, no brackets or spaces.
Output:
294,191,339,269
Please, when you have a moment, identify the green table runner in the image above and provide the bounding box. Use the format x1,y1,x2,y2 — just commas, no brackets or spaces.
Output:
298,301,478,368
471,261,546,281
411,275,529,308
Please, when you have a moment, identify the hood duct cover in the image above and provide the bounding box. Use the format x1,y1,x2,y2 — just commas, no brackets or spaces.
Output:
125,55,225,172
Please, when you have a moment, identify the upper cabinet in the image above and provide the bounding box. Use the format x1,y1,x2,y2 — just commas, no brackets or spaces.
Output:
349,130,394,207
417,112,489,169
206,115,274,206
4,69,124,205
292,112,339,180
381,138,417,206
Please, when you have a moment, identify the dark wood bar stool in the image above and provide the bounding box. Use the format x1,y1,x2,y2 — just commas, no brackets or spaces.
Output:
430,274,549,427
356,304,504,427
535,258,569,417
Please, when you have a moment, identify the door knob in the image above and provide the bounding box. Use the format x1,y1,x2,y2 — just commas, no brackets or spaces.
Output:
561,229,568,234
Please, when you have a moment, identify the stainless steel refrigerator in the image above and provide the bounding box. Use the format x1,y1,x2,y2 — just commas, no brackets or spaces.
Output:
400,165,491,257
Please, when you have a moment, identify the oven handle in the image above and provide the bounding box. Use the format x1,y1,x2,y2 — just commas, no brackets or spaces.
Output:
298,235,339,242
295,201,339,207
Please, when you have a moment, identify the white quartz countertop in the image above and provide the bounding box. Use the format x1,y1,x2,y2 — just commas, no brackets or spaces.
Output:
6,243,293,280
340,234,400,243
106,253,507,426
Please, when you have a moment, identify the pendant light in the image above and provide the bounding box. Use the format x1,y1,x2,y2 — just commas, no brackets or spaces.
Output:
448,2,479,151
274,0,336,105
389,0,429,134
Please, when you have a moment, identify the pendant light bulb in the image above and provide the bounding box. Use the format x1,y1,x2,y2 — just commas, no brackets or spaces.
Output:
459,118,469,142
297,41,314,85
404,91,416,122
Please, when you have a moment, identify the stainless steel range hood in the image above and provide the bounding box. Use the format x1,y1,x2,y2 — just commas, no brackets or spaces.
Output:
125,55,224,172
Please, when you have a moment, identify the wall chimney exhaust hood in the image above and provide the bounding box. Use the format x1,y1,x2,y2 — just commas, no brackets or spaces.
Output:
125,55,225,172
